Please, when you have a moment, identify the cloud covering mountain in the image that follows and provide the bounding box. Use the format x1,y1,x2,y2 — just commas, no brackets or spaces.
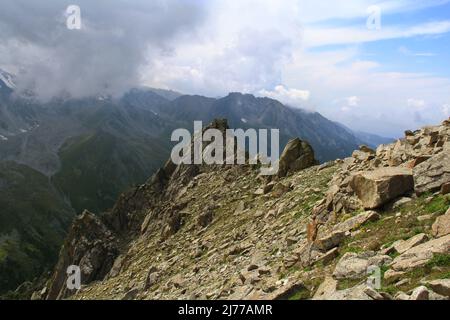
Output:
1,0,450,136
0,0,206,100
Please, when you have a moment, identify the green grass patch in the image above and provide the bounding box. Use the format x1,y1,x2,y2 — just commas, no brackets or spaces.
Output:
423,195,449,214
381,255,450,295
380,284,397,296
337,278,363,290
426,254,450,268
288,287,311,300
341,246,364,255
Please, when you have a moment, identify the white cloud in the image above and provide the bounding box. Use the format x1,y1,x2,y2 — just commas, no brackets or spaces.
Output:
339,96,360,112
145,27,295,96
259,85,310,107
137,0,450,136
281,46,450,135
347,96,360,107
443,104,450,117
286,0,450,24
399,46,436,57
407,98,426,109
303,21,450,48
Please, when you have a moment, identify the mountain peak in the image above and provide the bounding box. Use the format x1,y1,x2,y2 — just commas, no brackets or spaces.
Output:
225,92,256,100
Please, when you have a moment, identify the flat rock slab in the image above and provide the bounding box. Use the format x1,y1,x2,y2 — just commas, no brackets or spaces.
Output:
333,211,380,233
351,167,414,209
393,233,429,254
314,282,372,300
432,208,450,237
312,277,338,300
316,247,339,265
333,252,392,280
391,234,450,271
264,280,306,300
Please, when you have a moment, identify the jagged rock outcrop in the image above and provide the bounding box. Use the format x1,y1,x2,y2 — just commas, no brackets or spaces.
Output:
278,138,318,178
45,211,119,300
413,152,450,195
104,183,157,234
42,119,259,299
41,162,169,300
376,121,450,168
312,117,450,223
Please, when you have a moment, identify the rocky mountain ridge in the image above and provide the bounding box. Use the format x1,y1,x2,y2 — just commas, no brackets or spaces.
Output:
0,83,388,295
36,117,450,300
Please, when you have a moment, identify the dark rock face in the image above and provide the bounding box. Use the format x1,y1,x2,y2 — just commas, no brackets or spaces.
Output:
197,208,214,228
278,138,318,178
45,211,118,300
106,186,149,234
44,166,167,299
413,152,450,196
161,211,187,240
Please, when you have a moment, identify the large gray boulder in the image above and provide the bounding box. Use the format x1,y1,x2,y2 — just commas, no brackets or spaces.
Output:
314,231,346,252
277,138,318,178
414,152,450,195
350,167,414,209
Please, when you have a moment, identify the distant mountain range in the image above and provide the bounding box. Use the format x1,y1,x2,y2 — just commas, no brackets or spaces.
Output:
334,121,394,149
0,70,393,294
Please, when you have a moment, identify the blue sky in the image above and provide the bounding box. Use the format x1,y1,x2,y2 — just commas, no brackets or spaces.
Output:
310,17,450,79
139,0,450,137
339,2,450,78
